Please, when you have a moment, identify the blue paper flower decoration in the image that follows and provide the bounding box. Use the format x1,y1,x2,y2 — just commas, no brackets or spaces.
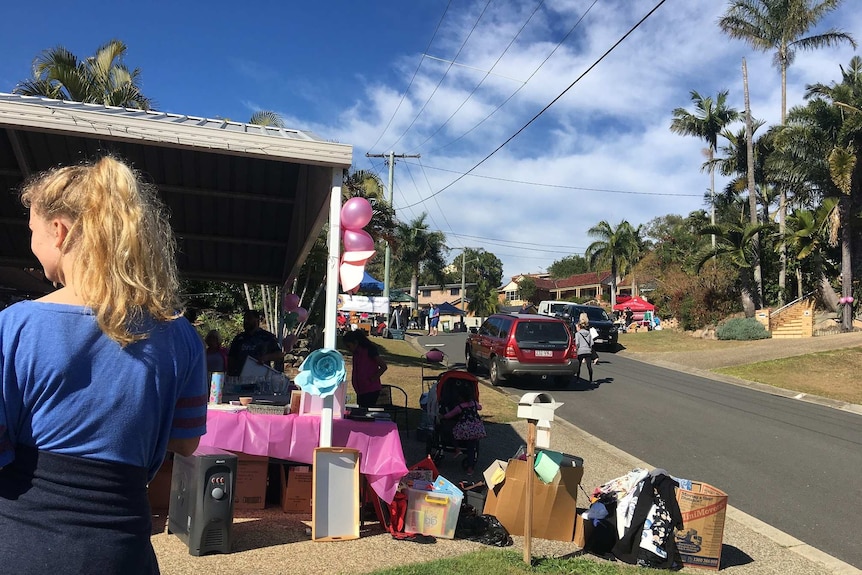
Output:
294,348,346,397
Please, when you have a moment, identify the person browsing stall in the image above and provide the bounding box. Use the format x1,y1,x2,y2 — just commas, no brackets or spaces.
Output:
342,330,388,407
227,309,284,376
0,155,208,574
205,329,229,374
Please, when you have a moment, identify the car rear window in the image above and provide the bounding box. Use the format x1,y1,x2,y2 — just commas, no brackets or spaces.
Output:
514,321,569,347
585,307,610,321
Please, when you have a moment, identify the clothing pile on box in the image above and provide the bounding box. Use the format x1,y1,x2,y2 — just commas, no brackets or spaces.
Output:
582,468,728,571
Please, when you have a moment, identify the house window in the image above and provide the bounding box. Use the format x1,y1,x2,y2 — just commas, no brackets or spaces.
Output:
505,290,520,301
421,289,431,297
450,288,460,296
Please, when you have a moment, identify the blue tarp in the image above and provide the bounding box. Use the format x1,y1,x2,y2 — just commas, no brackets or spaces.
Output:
359,272,384,291
436,301,465,316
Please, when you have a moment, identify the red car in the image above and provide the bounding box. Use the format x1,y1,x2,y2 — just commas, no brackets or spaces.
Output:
465,313,577,387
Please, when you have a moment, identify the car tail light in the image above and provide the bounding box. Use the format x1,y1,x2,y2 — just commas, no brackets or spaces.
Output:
505,336,518,358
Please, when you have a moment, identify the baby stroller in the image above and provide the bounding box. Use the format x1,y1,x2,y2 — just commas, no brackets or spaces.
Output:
424,369,481,467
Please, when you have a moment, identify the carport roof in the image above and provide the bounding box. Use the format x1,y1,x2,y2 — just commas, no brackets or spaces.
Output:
0,93,353,285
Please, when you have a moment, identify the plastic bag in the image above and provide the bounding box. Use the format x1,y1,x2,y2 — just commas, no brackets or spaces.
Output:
455,503,513,547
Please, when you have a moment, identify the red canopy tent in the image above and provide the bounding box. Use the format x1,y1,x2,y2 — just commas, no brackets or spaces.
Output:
613,296,654,312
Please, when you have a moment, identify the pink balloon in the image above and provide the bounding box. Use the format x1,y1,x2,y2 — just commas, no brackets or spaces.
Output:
283,292,300,311
343,229,374,252
341,197,373,230
848,296,855,304
425,349,445,363
294,307,309,323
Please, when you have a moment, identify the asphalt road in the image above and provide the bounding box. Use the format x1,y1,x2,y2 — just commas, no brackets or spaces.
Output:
412,332,862,569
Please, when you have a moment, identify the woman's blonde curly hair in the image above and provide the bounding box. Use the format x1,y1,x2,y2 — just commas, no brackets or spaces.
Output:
20,155,182,346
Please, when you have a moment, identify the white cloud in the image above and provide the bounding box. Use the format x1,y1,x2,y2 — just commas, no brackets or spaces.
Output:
276,0,862,281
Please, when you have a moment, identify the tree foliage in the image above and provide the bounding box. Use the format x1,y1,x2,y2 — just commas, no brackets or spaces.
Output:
14,39,152,109
547,255,588,278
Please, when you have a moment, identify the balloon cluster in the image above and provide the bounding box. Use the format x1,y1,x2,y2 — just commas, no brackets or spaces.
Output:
839,296,855,305
339,197,375,292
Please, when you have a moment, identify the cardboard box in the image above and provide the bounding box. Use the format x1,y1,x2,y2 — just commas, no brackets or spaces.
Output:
280,464,313,514
674,481,728,570
231,452,269,509
574,508,593,549
482,457,583,542
147,454,173,512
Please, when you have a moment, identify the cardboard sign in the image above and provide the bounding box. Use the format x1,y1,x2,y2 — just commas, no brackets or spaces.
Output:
675,481,728,570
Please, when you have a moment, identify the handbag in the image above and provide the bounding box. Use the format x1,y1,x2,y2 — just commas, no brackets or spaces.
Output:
453,403,486,441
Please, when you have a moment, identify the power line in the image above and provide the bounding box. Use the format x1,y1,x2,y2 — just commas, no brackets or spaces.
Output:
399,0,669,210
407,0,545,154
365,1,453,155
384,0,493,151
427,0,599,155
401,160,701,198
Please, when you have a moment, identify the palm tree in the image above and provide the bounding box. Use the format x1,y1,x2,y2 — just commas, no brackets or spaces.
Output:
781,56,862,330
14,39,152,109
719,0,856,305
670,90,741,246
585,220,638,309
697,221,775,315
393,214,448,310
785,198,840,306
248,110,286,128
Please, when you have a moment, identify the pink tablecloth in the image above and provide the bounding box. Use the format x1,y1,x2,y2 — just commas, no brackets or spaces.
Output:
200,409,408,503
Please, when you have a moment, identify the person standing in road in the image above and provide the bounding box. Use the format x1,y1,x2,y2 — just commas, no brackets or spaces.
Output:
574,316,594,384
428,303,440,336
0,155,208,574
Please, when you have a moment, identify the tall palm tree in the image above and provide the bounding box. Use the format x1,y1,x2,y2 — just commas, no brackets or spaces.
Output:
670,90,741,246
14,39,152,109
585,220,638,309
393,214,448,309
781,56,862,330
719,0,856,304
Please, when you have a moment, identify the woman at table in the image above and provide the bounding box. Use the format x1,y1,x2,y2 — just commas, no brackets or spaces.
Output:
0,156,208,574
343,329,387,407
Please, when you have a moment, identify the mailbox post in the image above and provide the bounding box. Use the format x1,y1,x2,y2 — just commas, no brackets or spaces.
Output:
517,393,563,564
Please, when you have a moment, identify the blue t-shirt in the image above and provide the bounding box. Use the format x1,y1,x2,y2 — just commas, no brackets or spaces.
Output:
0,301,208,480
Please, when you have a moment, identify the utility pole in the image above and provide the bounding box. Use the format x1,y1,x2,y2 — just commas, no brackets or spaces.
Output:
365,151,420,309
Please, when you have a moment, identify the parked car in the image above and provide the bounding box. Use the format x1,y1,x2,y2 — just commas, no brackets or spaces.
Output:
556,303,619,349
464,313,577,386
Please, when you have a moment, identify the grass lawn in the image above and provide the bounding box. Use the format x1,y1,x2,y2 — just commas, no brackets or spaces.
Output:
368,549,648,575
618,329,862,405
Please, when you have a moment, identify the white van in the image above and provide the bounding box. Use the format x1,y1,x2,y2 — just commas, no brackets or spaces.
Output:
537,300,571,317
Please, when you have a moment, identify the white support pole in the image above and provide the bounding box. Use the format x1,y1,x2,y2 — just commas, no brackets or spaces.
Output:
319,168,342,448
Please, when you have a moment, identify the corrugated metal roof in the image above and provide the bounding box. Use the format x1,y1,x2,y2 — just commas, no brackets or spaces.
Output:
0,92,352,285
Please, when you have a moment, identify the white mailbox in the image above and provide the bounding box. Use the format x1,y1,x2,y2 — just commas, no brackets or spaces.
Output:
517,392,563,421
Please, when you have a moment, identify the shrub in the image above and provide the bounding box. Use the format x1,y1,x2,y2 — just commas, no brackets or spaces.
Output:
715,317,771,340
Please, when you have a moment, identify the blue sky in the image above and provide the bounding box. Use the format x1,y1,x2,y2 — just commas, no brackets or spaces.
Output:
2,0,860,281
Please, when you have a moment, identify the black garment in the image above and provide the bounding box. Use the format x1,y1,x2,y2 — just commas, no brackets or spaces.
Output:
227,327,281,376
0,444,158,574
612,473,684,569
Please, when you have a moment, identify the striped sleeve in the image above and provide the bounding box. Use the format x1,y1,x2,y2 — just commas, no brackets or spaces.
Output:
171,342,208,439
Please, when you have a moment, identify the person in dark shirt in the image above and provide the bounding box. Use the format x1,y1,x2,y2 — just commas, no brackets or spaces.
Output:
227,309,284,376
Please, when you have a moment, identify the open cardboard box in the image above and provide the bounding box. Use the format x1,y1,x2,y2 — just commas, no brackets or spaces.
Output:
483,457,583,542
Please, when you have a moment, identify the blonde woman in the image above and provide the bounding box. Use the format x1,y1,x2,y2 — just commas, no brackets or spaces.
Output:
0,156,207,574
574,314,594,383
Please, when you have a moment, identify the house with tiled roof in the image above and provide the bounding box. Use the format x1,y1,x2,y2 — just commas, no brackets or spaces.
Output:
499,271,634,305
